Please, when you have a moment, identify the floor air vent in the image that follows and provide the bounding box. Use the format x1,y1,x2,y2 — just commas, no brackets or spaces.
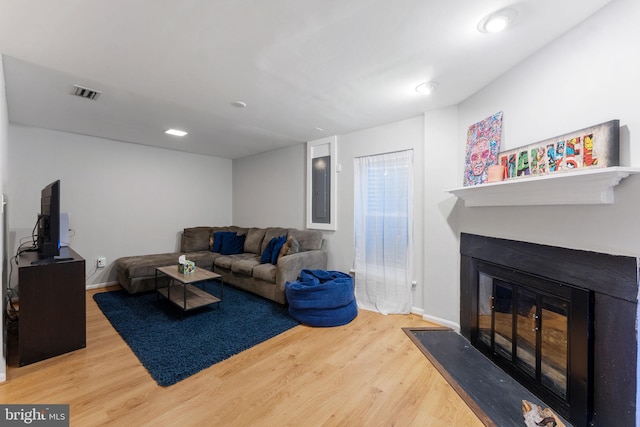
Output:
72,85,101,100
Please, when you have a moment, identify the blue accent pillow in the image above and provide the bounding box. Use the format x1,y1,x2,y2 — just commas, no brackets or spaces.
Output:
221,233,246,255
270,236,287,264
212,231,236,253
260,237,277,263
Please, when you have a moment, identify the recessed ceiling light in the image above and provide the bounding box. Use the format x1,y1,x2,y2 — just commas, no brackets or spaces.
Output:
477,8,518,33
415,81,440,95
165,129,188,137
231,101,247,108
315,127,324,132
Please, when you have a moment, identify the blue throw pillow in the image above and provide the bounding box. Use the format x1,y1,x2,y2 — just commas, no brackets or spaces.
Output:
270,236,287,265
260,237,277,263
221,233,246,255
212,231,236,253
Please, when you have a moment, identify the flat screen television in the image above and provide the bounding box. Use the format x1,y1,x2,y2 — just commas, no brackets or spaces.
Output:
36,179,61,259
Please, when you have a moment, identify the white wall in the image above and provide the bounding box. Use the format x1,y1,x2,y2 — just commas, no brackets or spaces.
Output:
0,55,10,382
233,144,306,228
422,107,460,327
7,125,233,288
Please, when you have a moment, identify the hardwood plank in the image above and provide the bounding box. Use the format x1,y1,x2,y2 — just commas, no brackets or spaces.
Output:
0,286,483,426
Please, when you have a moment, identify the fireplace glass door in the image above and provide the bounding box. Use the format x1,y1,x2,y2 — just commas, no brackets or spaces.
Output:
474,263,590,419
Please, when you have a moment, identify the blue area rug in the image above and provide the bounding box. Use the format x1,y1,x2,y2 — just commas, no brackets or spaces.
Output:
93,284,299,386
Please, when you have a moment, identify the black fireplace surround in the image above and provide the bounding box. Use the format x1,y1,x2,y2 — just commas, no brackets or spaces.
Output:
460,233,638,427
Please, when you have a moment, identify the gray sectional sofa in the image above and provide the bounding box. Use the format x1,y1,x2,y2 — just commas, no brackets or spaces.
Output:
115,226,327,304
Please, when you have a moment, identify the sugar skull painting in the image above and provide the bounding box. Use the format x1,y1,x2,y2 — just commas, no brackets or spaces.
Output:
464,111,503,186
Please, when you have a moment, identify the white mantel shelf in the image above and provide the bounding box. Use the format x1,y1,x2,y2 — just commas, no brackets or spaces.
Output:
447,167,640,207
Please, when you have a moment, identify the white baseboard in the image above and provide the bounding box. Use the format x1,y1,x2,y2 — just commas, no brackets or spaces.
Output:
85,280,119,290
410,306,424,316
422,314,460,332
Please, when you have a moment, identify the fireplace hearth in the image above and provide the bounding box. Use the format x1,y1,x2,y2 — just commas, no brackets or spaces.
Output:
460,233,638,427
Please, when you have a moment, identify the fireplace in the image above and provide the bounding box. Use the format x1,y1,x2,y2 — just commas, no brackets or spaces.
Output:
475,261,592,424
460,233,638,427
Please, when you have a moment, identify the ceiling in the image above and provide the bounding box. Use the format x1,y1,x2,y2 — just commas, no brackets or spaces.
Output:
0,0,612,159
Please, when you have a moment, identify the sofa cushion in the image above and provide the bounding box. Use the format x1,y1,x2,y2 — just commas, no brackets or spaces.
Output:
230,255,261,276
214,253,255,270
116,251,216,280
221,233,245,255
210,252,225,263
228,226,249,236
213,231,236,252
244,228,266,254
253,263,277,283
214,255,235,270
288,229,323,251
181,227,212,252
116,253,181,278
183,251,216,269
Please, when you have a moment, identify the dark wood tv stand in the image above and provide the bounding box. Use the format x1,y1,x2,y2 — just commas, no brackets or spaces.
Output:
17,247,86,366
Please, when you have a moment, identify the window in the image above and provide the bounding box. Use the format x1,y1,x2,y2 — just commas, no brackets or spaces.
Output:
354,150,413,314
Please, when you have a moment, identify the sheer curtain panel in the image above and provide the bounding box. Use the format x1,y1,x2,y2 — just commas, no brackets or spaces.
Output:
353,150,413,314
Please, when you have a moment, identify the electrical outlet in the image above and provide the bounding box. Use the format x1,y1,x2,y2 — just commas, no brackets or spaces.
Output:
97,257,106,268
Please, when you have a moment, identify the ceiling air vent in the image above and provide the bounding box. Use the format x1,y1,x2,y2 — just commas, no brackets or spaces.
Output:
72,84,102,100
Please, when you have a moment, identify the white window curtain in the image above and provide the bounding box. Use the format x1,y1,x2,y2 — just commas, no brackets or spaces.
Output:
354,149,413,314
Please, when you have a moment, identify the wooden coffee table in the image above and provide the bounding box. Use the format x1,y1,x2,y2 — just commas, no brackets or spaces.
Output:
155,265,223,311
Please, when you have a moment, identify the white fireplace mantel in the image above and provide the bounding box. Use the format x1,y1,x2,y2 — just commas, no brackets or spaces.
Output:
446,167,640,207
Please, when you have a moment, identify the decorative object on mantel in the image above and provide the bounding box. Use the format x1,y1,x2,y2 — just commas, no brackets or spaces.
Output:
487,164,506,182
463,111,503,186
498,119,619,183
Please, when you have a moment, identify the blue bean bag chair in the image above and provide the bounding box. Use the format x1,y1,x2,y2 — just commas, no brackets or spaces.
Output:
286,269,357,327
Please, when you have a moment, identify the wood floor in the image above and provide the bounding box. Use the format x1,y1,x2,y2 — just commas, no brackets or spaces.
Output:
0,286,484,426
